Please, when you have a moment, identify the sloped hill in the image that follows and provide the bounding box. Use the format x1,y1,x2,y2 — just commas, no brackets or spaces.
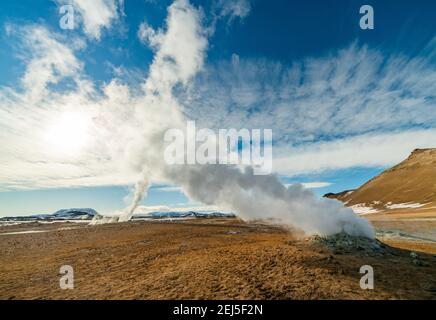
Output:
325,148,436,210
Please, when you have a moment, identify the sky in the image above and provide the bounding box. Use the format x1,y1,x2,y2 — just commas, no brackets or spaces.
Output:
0,0,435,216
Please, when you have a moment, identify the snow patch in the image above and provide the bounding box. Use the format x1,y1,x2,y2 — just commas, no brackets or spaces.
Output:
385,202,426,209
350,204,380,215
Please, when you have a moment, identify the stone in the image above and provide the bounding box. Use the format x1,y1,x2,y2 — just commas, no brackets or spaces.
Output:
410,252,419,259
308,232,389,256
412,259,423,266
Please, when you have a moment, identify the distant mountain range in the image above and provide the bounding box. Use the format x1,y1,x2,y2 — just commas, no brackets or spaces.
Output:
0,208,98,222
325,148,436,213
0,208,235,222
133,211,235,219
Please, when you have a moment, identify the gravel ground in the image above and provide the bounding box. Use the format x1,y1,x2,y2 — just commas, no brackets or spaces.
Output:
0,218,435,300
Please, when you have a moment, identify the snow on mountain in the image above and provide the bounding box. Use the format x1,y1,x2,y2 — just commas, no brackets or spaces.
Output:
132,211,236,219
51,208,98,219
0,208,98,222
1,209,235,222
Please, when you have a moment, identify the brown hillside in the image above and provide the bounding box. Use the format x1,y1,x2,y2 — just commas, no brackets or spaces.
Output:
325,148,436,209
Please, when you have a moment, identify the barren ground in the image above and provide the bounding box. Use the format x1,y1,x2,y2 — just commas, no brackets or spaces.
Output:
0,217,435,300
367,208,436,254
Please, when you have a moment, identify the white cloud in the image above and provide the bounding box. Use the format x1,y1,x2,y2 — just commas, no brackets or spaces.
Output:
217,0,251,21
152,186,183,192
133,204,221,215
0,25,127,190
2,24,436,192
177,41,436,177
0,0,208,191
284,182,332,189
181,43,436,144
56,0,122,40
1,2,435,200
137,21,159,47
7,25,83,101
274,129,436,175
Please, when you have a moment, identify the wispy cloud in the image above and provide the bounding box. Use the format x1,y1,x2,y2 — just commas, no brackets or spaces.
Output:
0,0,208,191
180,42,436,175
151,185,183,192
216,0,251,22
133,204,221,215
1,3,435,193
274,129,436,175
182,43,436,143
284,182,332,189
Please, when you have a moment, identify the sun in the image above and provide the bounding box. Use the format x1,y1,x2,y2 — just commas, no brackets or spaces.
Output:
45,111,91,155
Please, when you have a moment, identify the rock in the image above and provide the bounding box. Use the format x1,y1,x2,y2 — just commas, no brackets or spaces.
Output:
308,232,389,255
410,252,419,259
412,259,423,266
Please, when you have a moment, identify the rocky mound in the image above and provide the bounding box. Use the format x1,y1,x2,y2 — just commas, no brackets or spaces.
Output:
310,233,433,269
309,232,390,256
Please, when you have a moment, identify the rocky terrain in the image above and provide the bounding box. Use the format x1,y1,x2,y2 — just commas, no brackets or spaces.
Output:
0,219,435,300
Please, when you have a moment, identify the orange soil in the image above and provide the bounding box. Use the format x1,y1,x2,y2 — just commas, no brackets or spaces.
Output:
0,219,435,300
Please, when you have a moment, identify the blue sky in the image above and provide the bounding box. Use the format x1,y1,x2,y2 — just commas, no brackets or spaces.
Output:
0,0,435,216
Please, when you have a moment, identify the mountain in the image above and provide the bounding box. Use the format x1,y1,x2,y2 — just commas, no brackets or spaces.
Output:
51,208,98,219
1,208,235,222
0,208,98,222
325,148,436,211
133,211,236,219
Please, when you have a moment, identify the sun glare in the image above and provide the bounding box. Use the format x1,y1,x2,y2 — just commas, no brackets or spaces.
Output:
45,111,91,155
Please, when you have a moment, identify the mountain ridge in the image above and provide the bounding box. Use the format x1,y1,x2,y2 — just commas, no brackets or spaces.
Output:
0,209,235,222
325,148,436,211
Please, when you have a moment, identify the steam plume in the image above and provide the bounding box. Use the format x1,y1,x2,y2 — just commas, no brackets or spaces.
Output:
99,0,374,238
118,171,150,222
163,165,374,238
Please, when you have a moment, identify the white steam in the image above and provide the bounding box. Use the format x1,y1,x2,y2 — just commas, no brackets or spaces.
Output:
163,165,374,237
95,0,374,238
118,171,150,222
